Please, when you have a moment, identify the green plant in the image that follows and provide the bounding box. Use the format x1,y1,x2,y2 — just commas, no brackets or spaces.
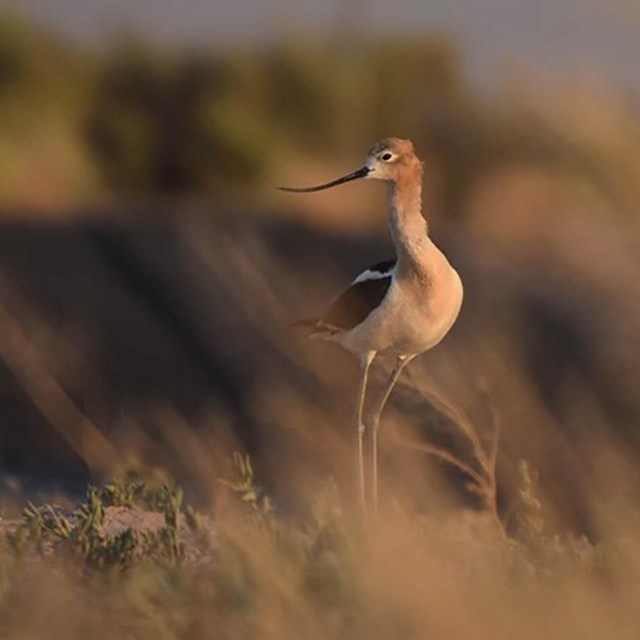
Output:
6,480,204,570
218,452,275,525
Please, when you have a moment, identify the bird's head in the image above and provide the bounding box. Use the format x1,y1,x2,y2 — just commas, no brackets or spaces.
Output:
279,137,422,193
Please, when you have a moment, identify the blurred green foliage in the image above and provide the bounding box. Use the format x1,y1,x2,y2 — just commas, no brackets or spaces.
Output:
1,11,639,219
0,13,96,206
0,13,463,206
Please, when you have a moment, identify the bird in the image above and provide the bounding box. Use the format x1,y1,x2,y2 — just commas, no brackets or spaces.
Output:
280,138,463,512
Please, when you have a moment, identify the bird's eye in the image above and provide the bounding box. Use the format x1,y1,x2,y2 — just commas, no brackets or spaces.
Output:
381,152,394,162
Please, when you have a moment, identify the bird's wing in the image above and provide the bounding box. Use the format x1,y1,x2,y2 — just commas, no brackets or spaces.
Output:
319,259,396,331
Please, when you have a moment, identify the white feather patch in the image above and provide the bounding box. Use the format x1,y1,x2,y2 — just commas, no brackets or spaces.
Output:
352,266,394,284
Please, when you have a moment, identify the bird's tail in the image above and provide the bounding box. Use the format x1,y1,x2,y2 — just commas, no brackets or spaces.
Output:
290,317,339,338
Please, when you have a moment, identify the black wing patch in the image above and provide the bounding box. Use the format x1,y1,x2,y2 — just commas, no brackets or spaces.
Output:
365,259,396,275
320,259,396,331
292,259,396,335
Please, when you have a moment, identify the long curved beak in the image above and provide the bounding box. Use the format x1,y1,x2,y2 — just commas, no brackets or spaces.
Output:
278,166,370,193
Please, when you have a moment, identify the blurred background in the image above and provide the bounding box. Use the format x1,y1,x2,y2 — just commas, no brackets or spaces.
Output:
1,1,640,536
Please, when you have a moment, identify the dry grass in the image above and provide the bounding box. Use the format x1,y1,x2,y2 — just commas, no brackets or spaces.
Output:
1,449,639,640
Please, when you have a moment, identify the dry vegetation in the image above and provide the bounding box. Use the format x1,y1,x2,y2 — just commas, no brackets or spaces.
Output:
1,448,640,640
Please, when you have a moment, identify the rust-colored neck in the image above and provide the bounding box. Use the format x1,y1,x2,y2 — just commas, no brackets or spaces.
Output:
387,162,429,270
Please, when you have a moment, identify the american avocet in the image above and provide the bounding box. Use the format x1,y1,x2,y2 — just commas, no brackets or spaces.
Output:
282,138,463,511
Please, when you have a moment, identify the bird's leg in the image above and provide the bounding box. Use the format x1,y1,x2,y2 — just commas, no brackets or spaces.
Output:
370,355,412,512
355,351,375,511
